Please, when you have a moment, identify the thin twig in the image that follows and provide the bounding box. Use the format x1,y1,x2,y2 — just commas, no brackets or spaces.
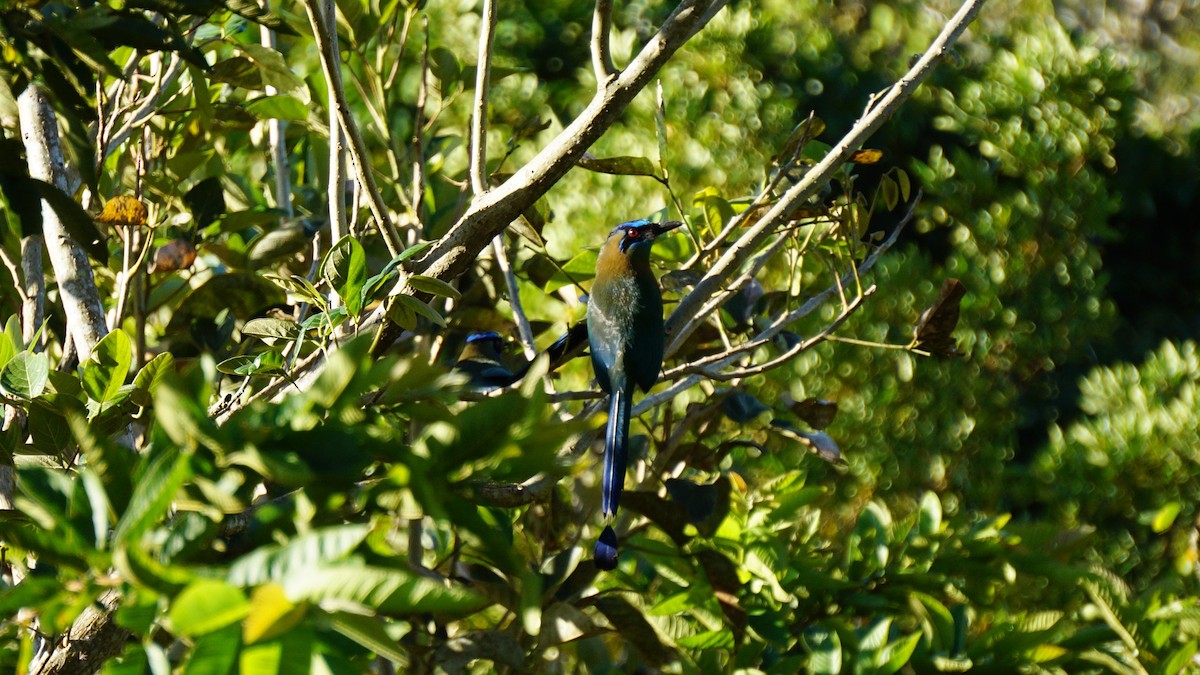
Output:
491,238,538,359
469,0,498,195
591,0,616,82
665,0,986,356
260,1,293,218
303,0,405,257
700,287,873,381
410,20,430,246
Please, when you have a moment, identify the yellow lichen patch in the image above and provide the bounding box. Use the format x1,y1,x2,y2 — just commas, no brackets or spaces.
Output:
96,195,148,227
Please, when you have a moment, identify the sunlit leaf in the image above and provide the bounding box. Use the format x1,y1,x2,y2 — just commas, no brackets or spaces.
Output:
0,350,49,399
170,579,251,638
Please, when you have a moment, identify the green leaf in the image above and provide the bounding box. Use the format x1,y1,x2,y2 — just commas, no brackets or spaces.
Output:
243,584,307,645
1151,501,1181,533
544,249,598,293
208,57,262,89
27,395,85,457
281,563,485,616
244,95,309,122
576,155,659,178
321,236,367,316
240,626,315,674
31,178,108,264
239,44,308,100
80,329,133,405
430,47,460,90
0,350,49,399
170,579,252,638
114,446,192,545
896,169,912,203
877,631,921,673
405,274,461,300
804,625,842,674
594,597,677,667
242,318,300,341
184,177,227,229
391,294,446,327
881,175,899,210
130,352,174,407
0,327,16,371
327,611,410,663
182,623,241,675
228,524,371,587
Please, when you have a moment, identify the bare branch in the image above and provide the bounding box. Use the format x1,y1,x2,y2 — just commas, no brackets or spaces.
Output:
591,0,616,82
409,20,431,247
491,238,538,359
469,0,498,196
411,0,730,285
260,1,293,217
665,0,986,356
304,0,405,257
19,85,109,360
635,197,915,419
99,52,183,164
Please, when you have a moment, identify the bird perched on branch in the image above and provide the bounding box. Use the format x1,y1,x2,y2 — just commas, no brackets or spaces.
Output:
454,331,519,389
587,218,683,570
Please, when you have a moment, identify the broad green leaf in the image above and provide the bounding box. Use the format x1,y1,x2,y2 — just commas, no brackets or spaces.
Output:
239,626,315,674
228,524,371,587
430,47,460,89
544,249,598,293
406,274,462,300
804,625,841,675
243,584,307,644
171,580,252,638
327,611,409,663
282,563,485,616
0,350,49,399
877,632,921,673
114,543,194,595
391,294,446,327
676,630,734,650
114,446,192,544
242,318,300,341
32,178,108,263
184,177,227,229
181,623,241,675
0,327,16,370
239,44,308,100
593,597,677,667
396,241,432,262
80,329,133,405
244,95,309,122
130,352,174,407
321,235,367,315
27,395,86,457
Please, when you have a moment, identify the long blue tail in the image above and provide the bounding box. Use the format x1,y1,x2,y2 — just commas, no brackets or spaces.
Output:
602,388,630,517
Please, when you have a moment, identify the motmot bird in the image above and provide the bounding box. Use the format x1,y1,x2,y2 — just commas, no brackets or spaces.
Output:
587,218,683,570
454,332,519,389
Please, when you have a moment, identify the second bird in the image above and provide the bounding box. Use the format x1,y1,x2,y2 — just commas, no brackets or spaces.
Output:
587,218,683,570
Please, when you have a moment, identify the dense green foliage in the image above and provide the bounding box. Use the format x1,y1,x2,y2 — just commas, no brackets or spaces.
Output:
3,0,1200,672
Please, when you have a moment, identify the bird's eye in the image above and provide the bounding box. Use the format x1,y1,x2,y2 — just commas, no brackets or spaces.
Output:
626,229,641,239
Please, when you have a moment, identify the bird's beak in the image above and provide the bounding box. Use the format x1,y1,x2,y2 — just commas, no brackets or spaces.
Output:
652,220,685,238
